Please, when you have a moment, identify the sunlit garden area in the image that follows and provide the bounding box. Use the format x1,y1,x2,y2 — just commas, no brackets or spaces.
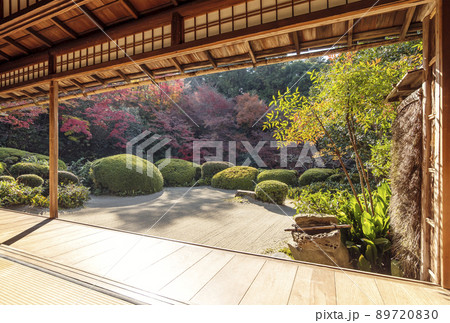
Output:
0,41,423,278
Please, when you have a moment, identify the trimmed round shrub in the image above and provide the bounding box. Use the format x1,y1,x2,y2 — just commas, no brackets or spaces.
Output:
211,166,258,190
201,161,234,182
90,154,163,195
0,163,5,175
0,175,15,182
0,147,67,169
255,180,289,205
17,174,44,188
327,173,346,183
257,169,298,186
58,170,79,185
298,168,335,186
155,158,198,187
11,162,49,178
194,163,202,180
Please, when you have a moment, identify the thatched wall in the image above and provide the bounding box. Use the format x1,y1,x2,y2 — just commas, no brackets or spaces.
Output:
390,89,423,279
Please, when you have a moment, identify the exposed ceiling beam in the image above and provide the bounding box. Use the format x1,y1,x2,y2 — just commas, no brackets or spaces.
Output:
91,74,106,85
26,27,53,47
171,0,179,6
118,0,139,19
347,19,354,47
0,50,11,61
400,7,416,40
292,31,301,55
69,78,85,91
51,17,78,39
205,50,218,68
139,64,155,80
170,57,184,73
33,86,47,94
4,37,31,54
80,5,107,30
115,70,131,82
246,41,257,65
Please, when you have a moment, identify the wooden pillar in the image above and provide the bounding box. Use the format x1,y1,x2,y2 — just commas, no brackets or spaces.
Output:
438,0,450,289
49,80,59,219
171,12,183,46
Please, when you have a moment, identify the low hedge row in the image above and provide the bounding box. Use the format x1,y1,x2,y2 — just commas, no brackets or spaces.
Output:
257,169,297,186
211,166,258,190
0,147,67,169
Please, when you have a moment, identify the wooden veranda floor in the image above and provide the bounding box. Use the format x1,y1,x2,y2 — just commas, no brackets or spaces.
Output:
1,209,449,305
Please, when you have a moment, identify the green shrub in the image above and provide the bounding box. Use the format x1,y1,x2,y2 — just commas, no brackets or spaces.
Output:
90,154,163,195
0,147,66,169
0,175,15,182
58,184,90,209
0,180,48,207
0,163,4,175
69,158,93,187
298,168,335,186
58,171,79,185
10,162,49,178
211,166,258,190
155,158,198,187
17,174,44,188
257,169,298,186
201,161,234,183
194,163,202,180
327,173,346,183
255,180,289,205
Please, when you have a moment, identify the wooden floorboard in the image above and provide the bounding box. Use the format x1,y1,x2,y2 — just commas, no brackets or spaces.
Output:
1,209,450,305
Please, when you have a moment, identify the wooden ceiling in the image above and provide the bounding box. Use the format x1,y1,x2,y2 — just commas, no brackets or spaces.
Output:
0,0,434,111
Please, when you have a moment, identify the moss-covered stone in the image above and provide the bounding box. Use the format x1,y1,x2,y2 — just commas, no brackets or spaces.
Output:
211,166,258,190
155,158,199,187
298,168,335,186
257,169,298,186
90,154,163,195
255,180,289,205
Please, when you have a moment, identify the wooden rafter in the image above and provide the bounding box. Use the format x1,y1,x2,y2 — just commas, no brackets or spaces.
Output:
400,7,416,40
171,0,179,6
80,5,107,30
118,0,139,19
4,37,31,54
116,70,131,82
292,31,301,55
0,50,11,61
347,19,354,47
205,50,218,68
139,64,155,80
51,17,78,39
26,27,53,47
70,78,85,91
91,74,106,85
246,41,257,65
170,57,184,73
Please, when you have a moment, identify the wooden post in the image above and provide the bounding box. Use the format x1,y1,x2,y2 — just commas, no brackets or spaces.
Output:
438,0,450,289
49,80,59,219
421,14,431,282
171,12,183,46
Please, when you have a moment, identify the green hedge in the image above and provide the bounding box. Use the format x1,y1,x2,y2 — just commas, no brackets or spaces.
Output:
155,158,198,187
211,166,258,190
0,175,15,182
328,173,346,183
90,154,163,195
0,163,4,175
17,174,44,188
0,147,67,169
0,180,48,207
58,184,90,209
201,161,234,182
10,162,49,178
255,180,289,205
257,169,298,186
298,168,335,186
58,171,79,185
